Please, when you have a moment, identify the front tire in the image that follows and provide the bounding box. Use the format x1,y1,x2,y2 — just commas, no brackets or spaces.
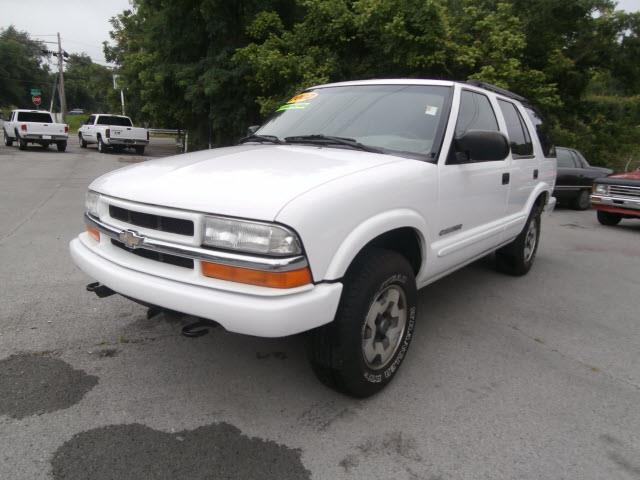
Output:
3,131,13,146
79,134,87,148
496,206,541,276
307,248,417,398
597,210,621,226
571,189,590,210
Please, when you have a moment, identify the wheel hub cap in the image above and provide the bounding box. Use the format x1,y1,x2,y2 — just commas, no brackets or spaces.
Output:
362,285,407,370
524,220,537,262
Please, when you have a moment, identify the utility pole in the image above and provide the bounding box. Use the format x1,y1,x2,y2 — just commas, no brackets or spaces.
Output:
57,33,67,116
113,73,125,115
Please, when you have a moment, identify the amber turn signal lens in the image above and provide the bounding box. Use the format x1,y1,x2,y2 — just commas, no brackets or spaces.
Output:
201,261,312,289
86,225,100,242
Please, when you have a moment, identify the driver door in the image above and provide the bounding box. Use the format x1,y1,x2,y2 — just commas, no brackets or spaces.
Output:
432,89,510,275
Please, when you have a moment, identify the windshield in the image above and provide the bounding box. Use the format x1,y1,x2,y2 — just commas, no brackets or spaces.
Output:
257,84,452,159
96,115,132,126
17,112,53,123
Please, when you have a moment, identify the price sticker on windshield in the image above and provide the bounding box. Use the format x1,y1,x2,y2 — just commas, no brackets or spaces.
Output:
277,91,319,112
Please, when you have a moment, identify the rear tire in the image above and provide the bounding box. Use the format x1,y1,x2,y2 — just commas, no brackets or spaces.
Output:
307,248,417,398
571,189,590,210
56,141,67,152
3,131,12,146
135,146,145,155
79,134,87,148
97,136,107,153
496,206,541,276
597,210,621,226
18,136,27,150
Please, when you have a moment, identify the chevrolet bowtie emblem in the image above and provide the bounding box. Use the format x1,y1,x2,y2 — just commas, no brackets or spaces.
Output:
118,229,144,249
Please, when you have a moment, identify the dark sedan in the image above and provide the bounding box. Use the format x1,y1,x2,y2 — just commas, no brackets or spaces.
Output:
553,147,613,210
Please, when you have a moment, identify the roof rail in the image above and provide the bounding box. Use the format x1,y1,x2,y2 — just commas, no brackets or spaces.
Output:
464,80,528,103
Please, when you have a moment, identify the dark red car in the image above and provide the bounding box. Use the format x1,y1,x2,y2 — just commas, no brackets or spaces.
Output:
591,170,640,225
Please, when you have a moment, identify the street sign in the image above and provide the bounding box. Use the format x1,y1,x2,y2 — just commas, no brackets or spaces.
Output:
30,88,42,96
32,95,42,106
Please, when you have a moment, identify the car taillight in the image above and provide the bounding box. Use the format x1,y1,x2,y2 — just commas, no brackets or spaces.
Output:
20,124,27,132
105,128,110,138
64,125,69,133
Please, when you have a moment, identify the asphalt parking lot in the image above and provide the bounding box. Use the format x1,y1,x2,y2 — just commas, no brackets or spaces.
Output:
1,135,639,480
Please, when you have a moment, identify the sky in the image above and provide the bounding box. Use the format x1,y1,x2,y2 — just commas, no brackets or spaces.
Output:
0,0,132,65
0,0,639,66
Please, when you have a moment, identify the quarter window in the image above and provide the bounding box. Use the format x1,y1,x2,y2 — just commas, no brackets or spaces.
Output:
524,107,555,157
498,100,533,157
556,148,577,168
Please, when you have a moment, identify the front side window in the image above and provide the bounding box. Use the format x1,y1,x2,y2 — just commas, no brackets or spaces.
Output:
257,84,452,160
17,112,53,123
498,100,533,157
454,90,499,137
86,115,96,125
96,116,132,126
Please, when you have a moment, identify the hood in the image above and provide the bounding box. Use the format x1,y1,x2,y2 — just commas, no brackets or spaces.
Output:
610,170,640,180
90,144,404,220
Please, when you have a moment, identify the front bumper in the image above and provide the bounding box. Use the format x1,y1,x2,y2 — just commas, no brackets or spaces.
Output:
591,194,640,214
69,237,342,337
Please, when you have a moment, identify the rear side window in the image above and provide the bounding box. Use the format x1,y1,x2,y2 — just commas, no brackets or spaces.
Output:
17,112,53,123
556,148,576,168
498,100,533,157
96,116,132,126
455,90,499,136
524,107,554,157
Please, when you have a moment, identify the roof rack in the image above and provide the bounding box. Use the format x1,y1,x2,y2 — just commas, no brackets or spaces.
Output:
464,80,528,103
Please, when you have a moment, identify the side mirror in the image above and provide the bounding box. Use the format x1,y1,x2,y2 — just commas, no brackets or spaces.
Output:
247,125,260,136
452,130,510,163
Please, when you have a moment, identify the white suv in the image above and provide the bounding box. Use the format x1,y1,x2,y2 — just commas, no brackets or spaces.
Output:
70,79,556,397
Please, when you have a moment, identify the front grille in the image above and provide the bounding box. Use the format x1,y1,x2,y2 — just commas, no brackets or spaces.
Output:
111,239,194,269
109,205,194,236
609,185,640,198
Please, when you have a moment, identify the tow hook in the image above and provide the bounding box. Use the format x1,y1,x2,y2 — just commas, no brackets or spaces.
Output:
86,282,116,298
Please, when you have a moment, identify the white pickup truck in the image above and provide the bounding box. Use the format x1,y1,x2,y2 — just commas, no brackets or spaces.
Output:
70,79,556,397
3,110,68,151
78,114,149,155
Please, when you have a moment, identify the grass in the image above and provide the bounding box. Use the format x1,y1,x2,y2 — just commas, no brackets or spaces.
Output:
65,114,89,134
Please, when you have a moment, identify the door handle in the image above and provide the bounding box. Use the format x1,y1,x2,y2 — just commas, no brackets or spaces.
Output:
502,173,510,185
533,169,539,179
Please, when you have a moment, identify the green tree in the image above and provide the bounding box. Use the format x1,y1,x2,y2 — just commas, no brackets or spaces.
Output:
0,26,52,109
64,53,116,112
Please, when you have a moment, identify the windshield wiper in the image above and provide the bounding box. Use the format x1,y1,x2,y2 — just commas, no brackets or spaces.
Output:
239,134,283,144
284,134,383,153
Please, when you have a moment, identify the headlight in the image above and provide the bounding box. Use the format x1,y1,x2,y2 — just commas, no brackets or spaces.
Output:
203,216,302,256
85,191,100,218
593,184,608,195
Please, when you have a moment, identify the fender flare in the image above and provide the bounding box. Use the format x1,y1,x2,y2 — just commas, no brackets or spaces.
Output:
323,208,429,280
527,183,552,214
